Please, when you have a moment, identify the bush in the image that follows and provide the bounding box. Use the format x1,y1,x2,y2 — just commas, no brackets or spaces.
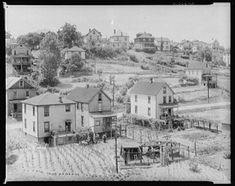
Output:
128,54,139,63
140,64,150,70
115,93,125,103
223,152,230,159
143,48,157,54
189,159,200,173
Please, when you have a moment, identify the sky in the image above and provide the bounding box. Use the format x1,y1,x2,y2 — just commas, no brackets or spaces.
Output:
5,3,230,48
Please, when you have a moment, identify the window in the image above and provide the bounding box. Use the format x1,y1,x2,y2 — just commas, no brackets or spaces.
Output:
93,30,95,34
163,87,167,94
19,80,24,87
27,50,29,55
163,96,166,104
95,120,100,126
44,122,50,132
98,102,102,112
26,91,29,97
24,119,27,129
81,116,84,127
148,107,151,116
135,95,138,102
98,93,102,101
33,121,35,132
44,106,49,117
14,50,16,55
33,106,35,116
148,96,151,104
81,104,84,112
77,103,79,109
169,96,172,103
24,104,26,114
65,104,71,112
135,105,138,114
13,91,17,99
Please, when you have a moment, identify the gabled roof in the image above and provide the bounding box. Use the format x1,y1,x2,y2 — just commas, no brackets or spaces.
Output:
129,81,174,96
86,28,102,36
21,92,75,106
6,77,22,89
67,46,85,52
66,86,110,103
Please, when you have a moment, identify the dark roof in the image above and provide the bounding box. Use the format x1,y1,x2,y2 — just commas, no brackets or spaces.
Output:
137,33,154,39
129,81,173,96
66,87,102,103
67,46,85,52
21,92,75,106
86,28,102,36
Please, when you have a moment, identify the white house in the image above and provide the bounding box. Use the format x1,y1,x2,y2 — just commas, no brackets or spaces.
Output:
129,79,178,120
223,52,230,67
66,86,117,135
62,46,86,60
21,93,76,143
185,61,211,84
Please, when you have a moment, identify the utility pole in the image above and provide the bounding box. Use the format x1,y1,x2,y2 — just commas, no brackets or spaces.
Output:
115,121,118,173
207,76,209,103
112,76,115,108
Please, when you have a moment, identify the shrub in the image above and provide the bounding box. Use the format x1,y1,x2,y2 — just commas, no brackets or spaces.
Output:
128,54,139,63
223,152,230,159
140,64,150,70
143,48,157,54
115,93,125,103
189,159,200,173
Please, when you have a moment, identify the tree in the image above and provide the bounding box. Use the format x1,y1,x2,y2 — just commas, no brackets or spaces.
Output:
204,47,212,62
6,32,12,39
16,32,44,50
69,53,84,72
40,31,61,65
39,52,59,87
57,22,83,48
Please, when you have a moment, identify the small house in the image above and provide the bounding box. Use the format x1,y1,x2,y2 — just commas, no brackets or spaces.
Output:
21,92,76,143
134,32,155,51
129,79,178,120
63,46,86,60
66,86,117,135
6,76,37,120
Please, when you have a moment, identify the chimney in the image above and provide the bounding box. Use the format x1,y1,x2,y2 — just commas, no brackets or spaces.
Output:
114,29,116,34
121,32,123,36
89,28,91,32
59,96,63,103
86,84,89,88
150,78,153,83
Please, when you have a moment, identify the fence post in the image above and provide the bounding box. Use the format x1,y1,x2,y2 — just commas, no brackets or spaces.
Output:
125,125,127,138
120,125,122,137
171,143,173,161
179,143,180,157
216,124,219,133
132,127,134,140
194,141,197,157
140,129,142,144
188,146,190,158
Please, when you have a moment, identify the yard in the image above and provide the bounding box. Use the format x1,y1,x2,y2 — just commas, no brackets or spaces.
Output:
6,119,230,183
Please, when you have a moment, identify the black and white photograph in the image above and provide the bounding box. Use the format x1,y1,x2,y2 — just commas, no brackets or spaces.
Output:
5,3,230,183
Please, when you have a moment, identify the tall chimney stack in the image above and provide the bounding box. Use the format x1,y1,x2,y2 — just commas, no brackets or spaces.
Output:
59,96,63,103
150,77,153,83
89,28,91,32
114,29,116,34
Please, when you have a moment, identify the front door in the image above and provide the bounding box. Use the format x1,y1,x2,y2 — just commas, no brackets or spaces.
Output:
13,104,17,112
65,121,71,132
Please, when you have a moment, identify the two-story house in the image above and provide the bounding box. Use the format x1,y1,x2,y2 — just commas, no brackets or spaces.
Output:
61,46,86,60
66,86,117,135
134,32,155,51
6,77,37,120
185,61,211,84
109,29,129,50
21,92,76,143
129,79,178,121
155,37,171,52
11,44,33,75
83,28,102,46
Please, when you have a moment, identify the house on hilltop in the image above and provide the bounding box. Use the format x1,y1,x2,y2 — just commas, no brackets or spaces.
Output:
21,92,76,143
134,32,155,51
61,46,86,60
83,28,102,46
108,29,129,50
155,37,170,52
129,79,178,121
11,44,33,75
6,76,37,120
66,85,117,135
